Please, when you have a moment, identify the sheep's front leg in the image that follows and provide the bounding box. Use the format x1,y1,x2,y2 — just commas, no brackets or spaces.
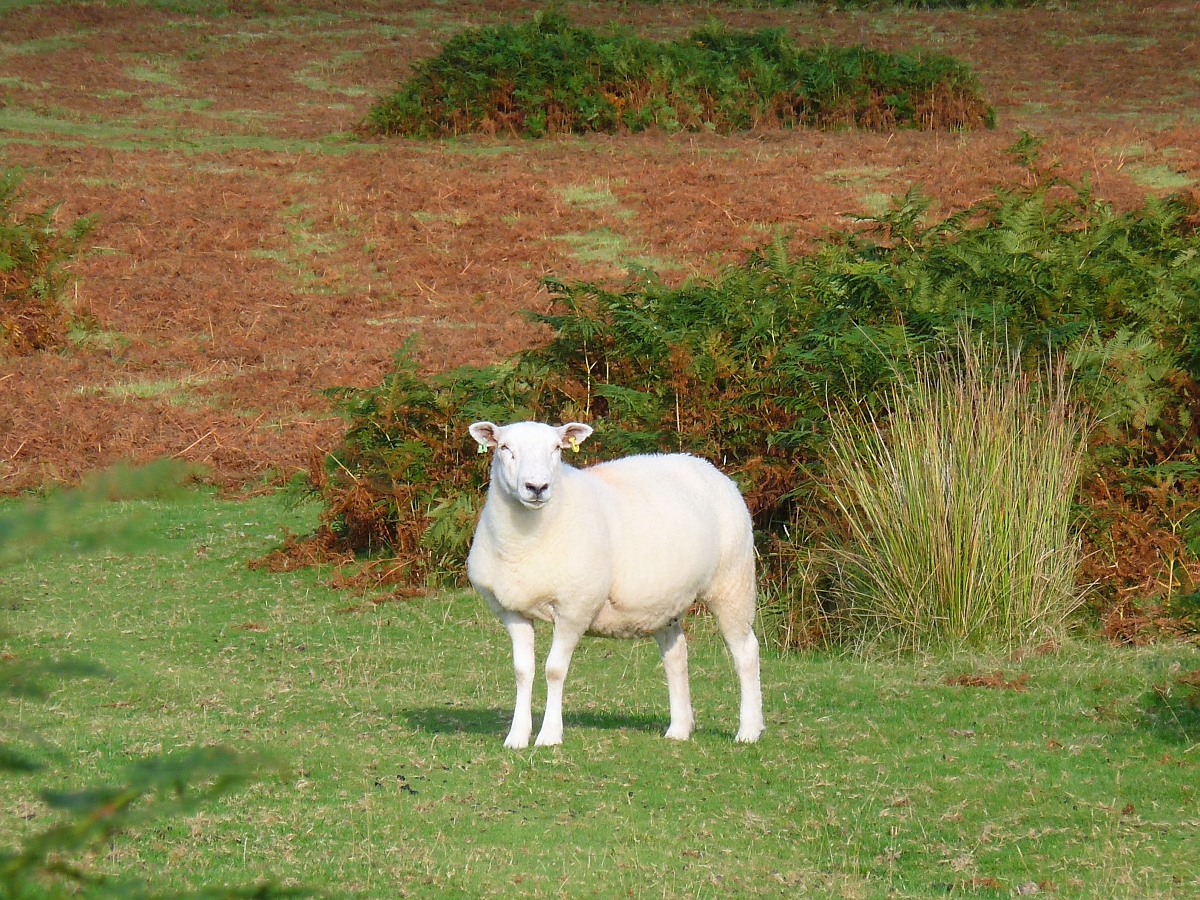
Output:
535,618,586,747
498,609,536,749
654,618,695,740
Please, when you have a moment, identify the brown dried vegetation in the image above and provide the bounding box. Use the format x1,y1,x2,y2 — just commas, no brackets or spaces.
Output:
1,0,1199,633
944,671,1031,691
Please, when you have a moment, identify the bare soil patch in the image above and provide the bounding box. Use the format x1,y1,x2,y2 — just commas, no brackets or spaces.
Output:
1,0,1198,488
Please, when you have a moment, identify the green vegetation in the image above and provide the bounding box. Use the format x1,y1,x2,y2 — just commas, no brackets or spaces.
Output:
305,150,1200,647
0,460,188,563
558,181,620,209
134,0,232,18
1,465,313,899
1127,164,1196,191
369,11,994,138
0,108,371,156
1,489,1198,897
0,168,94,355
554,228,678,270
826,343,1088,651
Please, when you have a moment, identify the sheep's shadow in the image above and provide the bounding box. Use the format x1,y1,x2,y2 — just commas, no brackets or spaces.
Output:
564,709,663,734
399,706,663,736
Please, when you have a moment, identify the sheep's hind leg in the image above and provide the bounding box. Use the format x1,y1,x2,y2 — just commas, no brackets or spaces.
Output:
535,618,586,747
654,618,695,740
726,627,764,743
498,609,536,749
706,572,764,743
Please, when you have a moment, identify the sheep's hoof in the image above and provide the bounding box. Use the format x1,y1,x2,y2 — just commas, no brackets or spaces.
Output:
503,733,530,749
533,732,562,747
734,726,764,743
664,725,693,741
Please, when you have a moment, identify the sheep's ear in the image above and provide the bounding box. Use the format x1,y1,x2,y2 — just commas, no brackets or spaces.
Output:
469,421,501,449
558,422,593,451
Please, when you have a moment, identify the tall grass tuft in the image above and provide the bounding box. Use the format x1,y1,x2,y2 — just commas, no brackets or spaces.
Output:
826,341,1089,651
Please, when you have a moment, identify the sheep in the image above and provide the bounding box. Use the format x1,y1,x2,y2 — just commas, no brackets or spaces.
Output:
466,419,763,748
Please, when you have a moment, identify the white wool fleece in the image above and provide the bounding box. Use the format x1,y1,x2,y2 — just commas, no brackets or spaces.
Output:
466,420,763,749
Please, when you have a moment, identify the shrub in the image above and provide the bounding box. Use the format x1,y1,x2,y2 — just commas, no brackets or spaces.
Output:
369,11,994,137
0,168,95,355
301,158,1200,646
824,341,1088,651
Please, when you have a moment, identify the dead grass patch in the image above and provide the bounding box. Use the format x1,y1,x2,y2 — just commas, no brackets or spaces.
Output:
944,671,1031,691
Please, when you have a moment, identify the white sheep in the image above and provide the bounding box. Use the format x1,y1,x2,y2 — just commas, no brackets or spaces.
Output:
466,420,763,748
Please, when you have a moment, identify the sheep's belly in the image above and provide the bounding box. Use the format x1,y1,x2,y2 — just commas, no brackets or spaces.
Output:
585,597,684,639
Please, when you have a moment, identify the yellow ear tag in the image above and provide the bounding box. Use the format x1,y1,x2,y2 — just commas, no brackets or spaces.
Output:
569,436,580,453
477,443,488,454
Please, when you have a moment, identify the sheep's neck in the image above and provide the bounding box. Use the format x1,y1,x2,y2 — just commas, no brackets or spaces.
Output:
484,480,563,557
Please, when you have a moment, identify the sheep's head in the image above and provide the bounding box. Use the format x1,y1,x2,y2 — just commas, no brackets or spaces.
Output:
469,420,593,510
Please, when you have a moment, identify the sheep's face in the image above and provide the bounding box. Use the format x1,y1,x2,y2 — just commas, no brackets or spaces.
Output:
469,420,593,510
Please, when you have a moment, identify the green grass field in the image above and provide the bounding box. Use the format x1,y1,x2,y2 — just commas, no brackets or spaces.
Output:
2,491,1198,898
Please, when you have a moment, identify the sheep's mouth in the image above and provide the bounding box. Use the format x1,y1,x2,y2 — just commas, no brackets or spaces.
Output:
520,496,549,509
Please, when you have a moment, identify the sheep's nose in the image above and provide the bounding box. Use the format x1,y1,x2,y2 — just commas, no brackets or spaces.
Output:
525,482,549,498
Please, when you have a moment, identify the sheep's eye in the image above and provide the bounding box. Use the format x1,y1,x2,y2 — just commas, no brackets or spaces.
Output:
498,445,512,456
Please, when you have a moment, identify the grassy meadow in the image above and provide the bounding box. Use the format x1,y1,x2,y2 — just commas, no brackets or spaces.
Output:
2,490,1198,898
2,1,1200,896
